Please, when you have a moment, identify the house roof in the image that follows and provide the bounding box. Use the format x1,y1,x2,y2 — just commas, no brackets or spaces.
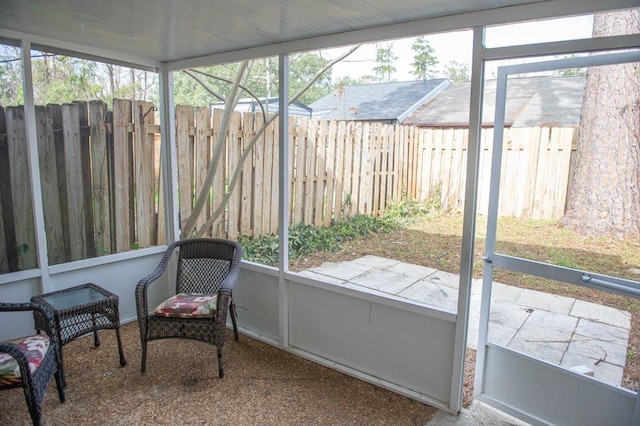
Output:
212,98,312,117
310,79,449,122
403,75,586,127
1,1,633,69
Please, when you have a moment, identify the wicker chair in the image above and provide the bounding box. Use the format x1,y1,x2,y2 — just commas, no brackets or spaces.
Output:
136,238,243,378
0,302,66,426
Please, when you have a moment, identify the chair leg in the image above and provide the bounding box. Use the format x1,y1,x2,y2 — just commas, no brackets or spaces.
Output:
230,300,239,341
55,369,66,403
141,341,148,373
217,349,224,378
23,389,41,426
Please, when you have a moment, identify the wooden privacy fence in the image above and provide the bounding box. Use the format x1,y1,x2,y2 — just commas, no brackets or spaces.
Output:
0,98,577,274
0,100,161,272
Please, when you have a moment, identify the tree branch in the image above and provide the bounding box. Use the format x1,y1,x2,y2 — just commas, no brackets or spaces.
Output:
181,60,250,236
193,46,361,237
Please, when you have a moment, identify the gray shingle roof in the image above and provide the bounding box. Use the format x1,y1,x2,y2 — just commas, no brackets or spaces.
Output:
403,75,586,127
310,79,449,122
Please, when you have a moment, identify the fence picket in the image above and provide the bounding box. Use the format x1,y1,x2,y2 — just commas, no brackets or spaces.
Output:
369,123,381,215
133,101,156,246
89,101,112,255
293,116,307,225
175,105,193,236
313,120,327,225
227,112,241,240
211,109,225,237
35,106,65,264
61,103,88,260
240,112,253,235
74,101,97,258
253,113,265,237
304,117,317,225
334,121,346,221
0,106,18,273
269,119,280,233
323,121,337,226
193,106,211,236
7,107,37,269
112,99,133,251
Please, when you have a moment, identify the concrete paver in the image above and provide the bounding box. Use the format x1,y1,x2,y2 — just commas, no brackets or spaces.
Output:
570,299,631,329
304,255,632,388
350,268,419,293
515,288,575,314
399,280,459,312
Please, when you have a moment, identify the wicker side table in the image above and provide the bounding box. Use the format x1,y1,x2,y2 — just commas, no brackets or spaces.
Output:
31,283,126,383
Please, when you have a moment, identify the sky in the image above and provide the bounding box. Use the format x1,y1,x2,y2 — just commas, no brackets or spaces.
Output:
327,15,594,82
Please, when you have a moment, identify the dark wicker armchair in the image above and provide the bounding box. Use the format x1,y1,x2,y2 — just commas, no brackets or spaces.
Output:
0,302,66,426
136,238,243,378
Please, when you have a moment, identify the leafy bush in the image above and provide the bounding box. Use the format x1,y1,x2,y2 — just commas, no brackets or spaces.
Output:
238,197,441,266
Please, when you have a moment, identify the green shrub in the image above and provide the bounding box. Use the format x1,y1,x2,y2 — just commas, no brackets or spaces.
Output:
238,197,441,266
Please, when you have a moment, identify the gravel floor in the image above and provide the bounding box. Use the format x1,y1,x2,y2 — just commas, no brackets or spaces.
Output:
0,322,436,425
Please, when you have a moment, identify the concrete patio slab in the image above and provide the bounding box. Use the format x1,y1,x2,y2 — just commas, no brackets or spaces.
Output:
488,300,531,330
566,337,628,368
387,262,438,279
351,255,400,269
570,299,631,329
350,268,419,294
399,280,459,312
308,260,370,281
486,322,519,348
492,281,525,303
297,269,346,285
574,318,628,341
508,337,567,364
515,288,575,314
560,351,625,385
426,270,462,289
303,255,632,388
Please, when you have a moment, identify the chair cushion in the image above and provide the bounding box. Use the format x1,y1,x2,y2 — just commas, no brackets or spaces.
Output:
0,335,51,386
154,293,218,318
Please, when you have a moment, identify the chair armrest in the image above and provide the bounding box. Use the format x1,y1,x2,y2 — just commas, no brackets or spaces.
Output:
135,241,180,320
0,304,58,389
218,243,243,293
0,302,59,343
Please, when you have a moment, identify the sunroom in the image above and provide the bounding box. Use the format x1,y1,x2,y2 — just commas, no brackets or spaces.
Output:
1,1,639,425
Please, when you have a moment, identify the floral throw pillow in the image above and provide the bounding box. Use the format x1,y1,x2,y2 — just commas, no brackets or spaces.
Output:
154,293,217,318
0,335,51,386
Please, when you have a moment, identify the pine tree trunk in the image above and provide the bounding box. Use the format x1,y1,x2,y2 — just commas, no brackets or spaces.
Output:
559,9,640,238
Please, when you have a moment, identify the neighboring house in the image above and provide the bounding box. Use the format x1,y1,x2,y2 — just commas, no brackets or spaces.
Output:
310,79,450,123
212,97,312,117
403,75,586,128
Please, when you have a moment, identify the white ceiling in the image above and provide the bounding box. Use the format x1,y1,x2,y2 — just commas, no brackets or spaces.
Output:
0,0,636,68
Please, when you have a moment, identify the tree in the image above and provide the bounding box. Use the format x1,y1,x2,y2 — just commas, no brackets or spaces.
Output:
288,53,334,104
443,60,470,81
372,43,397,82
0,45,157,105
410,36,438,80
0,45,24,105
559,9,640,238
